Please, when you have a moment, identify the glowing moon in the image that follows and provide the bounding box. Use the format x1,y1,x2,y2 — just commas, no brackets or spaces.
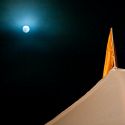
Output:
23,25,30,33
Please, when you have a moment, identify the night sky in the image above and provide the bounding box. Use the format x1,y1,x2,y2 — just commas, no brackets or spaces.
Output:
1,0,125,124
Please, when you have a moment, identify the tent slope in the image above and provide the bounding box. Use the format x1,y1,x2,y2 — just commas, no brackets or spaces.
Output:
45,68,125,125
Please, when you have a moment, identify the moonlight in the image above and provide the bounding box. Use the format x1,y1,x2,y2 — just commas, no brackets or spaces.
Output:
23,25,30,33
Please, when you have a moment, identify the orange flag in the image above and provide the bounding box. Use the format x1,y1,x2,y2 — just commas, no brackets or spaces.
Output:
103,28,117,78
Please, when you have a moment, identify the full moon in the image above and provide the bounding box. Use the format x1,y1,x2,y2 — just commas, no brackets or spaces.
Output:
23,25,30,33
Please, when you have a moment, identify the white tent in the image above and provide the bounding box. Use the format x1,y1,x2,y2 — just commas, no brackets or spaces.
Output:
45,68,125,125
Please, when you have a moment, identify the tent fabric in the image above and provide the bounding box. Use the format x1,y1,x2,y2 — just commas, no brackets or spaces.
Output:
45,68,125,125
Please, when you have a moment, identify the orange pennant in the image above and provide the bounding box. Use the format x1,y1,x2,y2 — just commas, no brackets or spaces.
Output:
103,28,117,78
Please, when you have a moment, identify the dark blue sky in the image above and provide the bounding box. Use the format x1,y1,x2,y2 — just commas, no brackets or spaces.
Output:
0,0,125,124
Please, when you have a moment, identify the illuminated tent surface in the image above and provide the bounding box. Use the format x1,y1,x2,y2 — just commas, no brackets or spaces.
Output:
45,68,125,125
